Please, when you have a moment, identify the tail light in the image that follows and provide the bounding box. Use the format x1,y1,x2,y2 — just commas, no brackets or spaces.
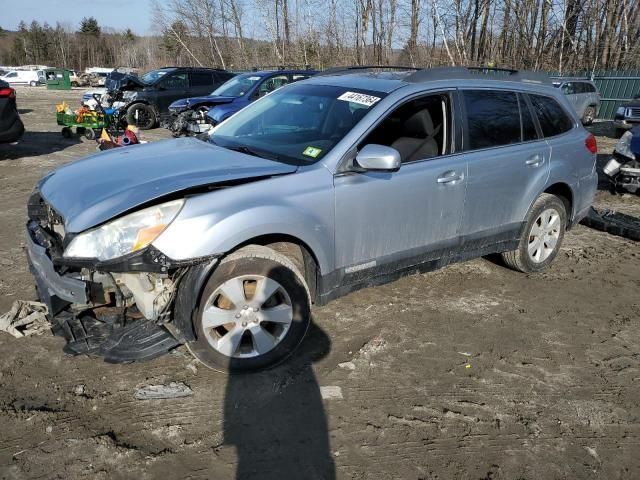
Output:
585,133,597,154
0,87,16,98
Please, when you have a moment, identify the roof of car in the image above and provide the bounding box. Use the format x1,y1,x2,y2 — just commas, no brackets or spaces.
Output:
307,66,554,93
237,69,318,76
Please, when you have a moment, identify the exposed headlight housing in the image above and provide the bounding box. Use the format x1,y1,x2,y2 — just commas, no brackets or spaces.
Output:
614,131,636,161
616,106,626,116
64,199,184,261
122,90,138,100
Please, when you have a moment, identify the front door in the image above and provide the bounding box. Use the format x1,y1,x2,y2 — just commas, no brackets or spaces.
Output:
334,92,467,284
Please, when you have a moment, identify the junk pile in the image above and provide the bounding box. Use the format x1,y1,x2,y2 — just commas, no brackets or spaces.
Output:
0,300,50,338
98,125,140,150
604,130,640,195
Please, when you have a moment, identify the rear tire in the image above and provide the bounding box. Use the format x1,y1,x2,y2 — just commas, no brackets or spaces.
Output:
501,193,567,273
126,103,156,130
187,245,311,373
84,128,96,140
29,81,37,87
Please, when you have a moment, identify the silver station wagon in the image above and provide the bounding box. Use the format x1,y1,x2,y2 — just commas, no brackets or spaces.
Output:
26,67,598,372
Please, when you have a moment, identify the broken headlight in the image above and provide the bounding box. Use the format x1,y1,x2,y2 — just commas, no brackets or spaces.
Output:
614,131,636,161
64,199,184,261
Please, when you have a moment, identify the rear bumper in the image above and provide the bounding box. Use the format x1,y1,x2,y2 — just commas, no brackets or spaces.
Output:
25,223,88,315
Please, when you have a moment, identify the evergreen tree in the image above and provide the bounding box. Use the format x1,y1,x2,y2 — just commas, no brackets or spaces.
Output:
78,17,100,36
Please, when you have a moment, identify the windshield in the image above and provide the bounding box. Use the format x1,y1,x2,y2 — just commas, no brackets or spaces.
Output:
140,69,172,84
211,73,263,97
210,83,386,165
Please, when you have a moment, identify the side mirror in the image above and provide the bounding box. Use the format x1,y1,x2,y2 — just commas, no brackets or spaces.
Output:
355,144,401,172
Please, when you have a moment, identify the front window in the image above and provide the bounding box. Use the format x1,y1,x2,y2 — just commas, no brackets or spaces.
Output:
211,74,263,97
140,69,172,85
210,84,387,165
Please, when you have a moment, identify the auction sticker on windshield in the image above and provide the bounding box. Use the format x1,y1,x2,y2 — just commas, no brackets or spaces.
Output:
303,146,322,158
337,91,381,107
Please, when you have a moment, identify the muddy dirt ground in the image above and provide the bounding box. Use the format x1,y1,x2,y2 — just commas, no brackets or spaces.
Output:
0,87,639,480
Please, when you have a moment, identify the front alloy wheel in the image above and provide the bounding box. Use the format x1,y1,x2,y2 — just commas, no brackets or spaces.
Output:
202,275,294,358
188,245,310,373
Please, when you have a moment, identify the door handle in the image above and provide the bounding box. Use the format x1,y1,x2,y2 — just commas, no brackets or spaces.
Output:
437,170,464,184
525,154,544,167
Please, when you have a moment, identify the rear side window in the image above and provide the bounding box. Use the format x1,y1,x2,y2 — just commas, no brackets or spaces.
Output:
529,94,573,137
463,90,521,150
191,72,213,86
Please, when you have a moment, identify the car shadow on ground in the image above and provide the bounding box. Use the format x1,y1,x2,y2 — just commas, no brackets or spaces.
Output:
222,320,335,480
0,131,84,160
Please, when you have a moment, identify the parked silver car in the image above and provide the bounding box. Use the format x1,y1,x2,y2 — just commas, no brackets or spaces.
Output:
553,79,600,125
26,67,598,372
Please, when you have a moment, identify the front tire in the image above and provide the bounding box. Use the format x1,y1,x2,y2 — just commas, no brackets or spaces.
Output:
126,103,156,130
501,193,567,273
187,245,311,373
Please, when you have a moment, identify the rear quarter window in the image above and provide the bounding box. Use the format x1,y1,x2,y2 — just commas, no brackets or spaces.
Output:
528,94,574,137
463,90,521,150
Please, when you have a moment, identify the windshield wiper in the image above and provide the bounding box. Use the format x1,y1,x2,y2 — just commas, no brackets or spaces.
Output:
225,144,280,161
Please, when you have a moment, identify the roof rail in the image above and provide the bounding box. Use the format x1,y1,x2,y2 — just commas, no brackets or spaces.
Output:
250,64,314,71
404,66,551,84
316,65,421,77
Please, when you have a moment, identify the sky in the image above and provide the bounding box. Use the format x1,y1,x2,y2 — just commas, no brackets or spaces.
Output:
2,0,154,35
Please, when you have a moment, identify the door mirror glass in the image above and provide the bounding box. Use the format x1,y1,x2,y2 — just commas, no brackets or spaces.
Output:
355,144,401,171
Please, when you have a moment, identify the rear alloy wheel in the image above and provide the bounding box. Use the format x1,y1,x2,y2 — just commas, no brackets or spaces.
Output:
501,193,567,273
187,245,311,373
126,103,156,130
582,106,595,125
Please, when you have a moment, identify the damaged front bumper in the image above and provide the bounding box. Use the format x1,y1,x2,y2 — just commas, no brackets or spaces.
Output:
25,220,217,362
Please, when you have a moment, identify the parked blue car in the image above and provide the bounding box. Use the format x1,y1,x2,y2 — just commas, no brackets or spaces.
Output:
165,68,317,136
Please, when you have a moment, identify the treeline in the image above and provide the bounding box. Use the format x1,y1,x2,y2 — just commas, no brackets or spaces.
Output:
2,0,639,74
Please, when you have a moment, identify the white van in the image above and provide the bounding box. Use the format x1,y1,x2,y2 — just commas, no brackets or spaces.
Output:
0,70,41,86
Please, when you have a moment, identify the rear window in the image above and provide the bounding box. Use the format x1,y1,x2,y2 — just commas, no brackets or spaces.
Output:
463,90,521,150
528,94,573,137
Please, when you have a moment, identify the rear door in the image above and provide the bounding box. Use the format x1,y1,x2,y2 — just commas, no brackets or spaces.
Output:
190,71,216,97
460,89,550,244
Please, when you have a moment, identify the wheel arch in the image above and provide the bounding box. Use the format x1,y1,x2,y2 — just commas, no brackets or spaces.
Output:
231,234,321,304
543,182,574,225
172,233,322,345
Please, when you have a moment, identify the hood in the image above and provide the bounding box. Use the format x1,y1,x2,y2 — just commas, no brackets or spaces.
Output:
170,95,236,111
39,137,297,233
106,72,145,92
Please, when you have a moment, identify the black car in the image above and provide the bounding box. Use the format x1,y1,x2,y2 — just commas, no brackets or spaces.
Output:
0,80,24,143
108,67,236,129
